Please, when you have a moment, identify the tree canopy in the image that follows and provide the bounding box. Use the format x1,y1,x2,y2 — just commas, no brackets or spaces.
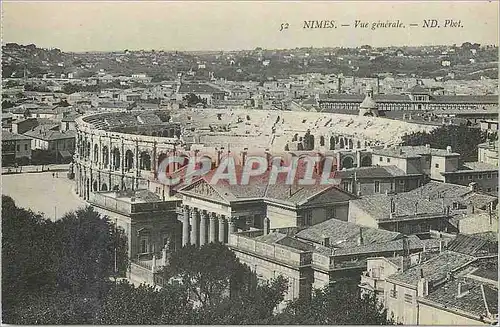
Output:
270,282,395,325
402,125,488,162
3,196,394,325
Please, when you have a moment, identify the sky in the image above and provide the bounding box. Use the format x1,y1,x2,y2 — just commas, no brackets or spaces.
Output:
2,1,499,52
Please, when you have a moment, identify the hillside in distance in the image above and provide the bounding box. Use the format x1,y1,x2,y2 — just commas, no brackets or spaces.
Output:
2,43,498,81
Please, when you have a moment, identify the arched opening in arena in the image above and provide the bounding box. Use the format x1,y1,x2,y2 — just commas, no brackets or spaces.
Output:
101,183,108,191
112,148,121,170
85,140,91,158
329,136,335,150
102,146,109,168
348,139,353,149
93,144,99,163
357,141,361,148
179,154,189,169
93,180,98,192
200,156,214,169
125,150,134,172
320,135,325,146
140,152,151,170
339,138,345,149
361,156,372,167
79,139,84,157
342,156,354,169
113,185,119,191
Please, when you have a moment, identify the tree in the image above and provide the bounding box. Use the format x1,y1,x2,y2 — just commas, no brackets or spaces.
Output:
182,93,207,107
162,243,248,307
2,100,16,109
2,198,128,324
98,281,193,325
402,125,486,162
53,207,129,296
271,282,395,325
160,243,288,324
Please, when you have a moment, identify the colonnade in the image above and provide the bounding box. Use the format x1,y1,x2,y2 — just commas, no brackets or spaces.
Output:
181,205,235,246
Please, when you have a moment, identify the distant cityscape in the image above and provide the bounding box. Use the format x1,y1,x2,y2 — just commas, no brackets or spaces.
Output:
2,40,498,325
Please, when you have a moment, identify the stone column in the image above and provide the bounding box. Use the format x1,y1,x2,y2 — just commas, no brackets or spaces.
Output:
182,206,190,246
209,213,217,243
218,215,226,243
199,211,207,246
229,218,236,234
190,208,199,246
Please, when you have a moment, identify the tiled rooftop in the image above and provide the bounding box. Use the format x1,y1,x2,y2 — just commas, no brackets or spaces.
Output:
388,250,476,287
2,130,31,141
422,278,498,319
295,218,401,247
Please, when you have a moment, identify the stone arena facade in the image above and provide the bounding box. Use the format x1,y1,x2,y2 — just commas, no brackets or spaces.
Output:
73,109,438,200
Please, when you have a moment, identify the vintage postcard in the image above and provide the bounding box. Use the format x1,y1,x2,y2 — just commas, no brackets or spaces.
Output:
1,1,498,325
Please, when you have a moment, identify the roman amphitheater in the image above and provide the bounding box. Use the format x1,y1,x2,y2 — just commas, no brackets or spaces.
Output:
74,108,437,200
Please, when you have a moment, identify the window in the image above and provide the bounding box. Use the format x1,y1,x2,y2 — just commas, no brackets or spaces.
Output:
304,211,312,226
379,156,383,162
468,175,473,180
487,188,492,192
404,293,413,304
390,288,398,299
372,267,381,278
487,173,492,179
435,163,439,168
140,239,148,253
343,181,351,192
399,180,405,184
24,144,28,151
375,181,380,193
386,158,391,163
16,145,20,151
459,175,464,181
327,207,336,219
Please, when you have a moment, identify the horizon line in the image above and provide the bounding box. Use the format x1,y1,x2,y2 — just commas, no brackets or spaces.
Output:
4,41,499,54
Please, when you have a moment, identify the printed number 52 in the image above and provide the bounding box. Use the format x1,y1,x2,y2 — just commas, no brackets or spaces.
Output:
280,23,289,31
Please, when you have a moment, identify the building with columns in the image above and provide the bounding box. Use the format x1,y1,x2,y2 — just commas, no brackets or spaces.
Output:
176,169,358,249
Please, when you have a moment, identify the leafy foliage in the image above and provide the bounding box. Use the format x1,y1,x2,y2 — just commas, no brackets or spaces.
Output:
271,282,395,325
402,125,487,162
99,281,193,325
3,196,392,325
1,197,128,324
182,93,207,107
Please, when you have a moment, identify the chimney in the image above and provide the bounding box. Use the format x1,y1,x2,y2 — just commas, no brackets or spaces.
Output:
337,77,342,93
489,202,493,225
446,145,452,153
241,148,248,167
357,228,364,246
263,217,270,235
323,237,330,247
390,197,396,218
265,150,272,169
417,271,428,296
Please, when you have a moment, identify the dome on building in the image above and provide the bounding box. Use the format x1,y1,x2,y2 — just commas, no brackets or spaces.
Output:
360,95,377,109
359,86,379,117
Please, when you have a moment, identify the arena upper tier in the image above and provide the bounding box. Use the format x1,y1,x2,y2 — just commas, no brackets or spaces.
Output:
74,108,437,198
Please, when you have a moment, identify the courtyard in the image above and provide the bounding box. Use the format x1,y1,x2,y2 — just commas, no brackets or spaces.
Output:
2,172,87,221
